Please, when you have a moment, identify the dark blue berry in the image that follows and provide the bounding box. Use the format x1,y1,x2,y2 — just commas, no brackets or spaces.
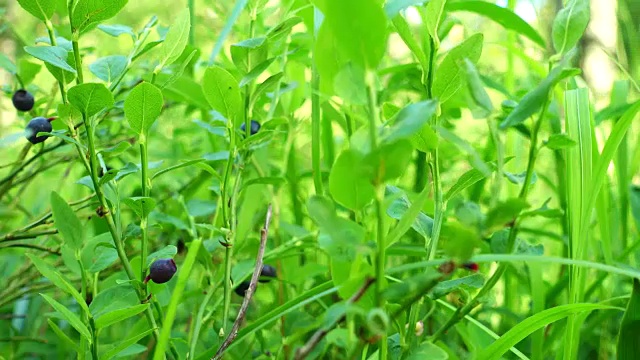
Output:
25,117,52,144
148,259,177,284
234,281,251,297
259,264,277,283
12,89,35,112
239,120,261,136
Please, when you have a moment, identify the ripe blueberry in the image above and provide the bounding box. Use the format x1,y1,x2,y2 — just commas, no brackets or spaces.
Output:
25,117,53,144
259,264,277,283
239,120,261,136
234,281,251,297
12,89,35,112
146,258,177,284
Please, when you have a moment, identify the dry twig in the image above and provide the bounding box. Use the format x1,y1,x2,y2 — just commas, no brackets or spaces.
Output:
212,204,273,360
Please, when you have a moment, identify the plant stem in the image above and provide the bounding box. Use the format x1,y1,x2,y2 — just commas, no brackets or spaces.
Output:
90,317,99,360
140,141,150,282
44,20,67,103
430,96,549,342
311,62,323,195
188,284,216,360
365,73,387,360
223,169,244,332
153,238,203,360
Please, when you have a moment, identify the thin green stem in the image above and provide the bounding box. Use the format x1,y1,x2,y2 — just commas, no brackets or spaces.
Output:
431,94,549,342
71,36,84,85
189,284,216,360
44,20,67,103
90,317,98,360
140,141,150,282
365,74,387,360
311,62,323,195
222,169,243,332
153,238,203,360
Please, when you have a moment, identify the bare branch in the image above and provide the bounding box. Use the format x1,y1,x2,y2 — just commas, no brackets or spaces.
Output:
294,277,376,360
0,229,58,243
213,204,273,360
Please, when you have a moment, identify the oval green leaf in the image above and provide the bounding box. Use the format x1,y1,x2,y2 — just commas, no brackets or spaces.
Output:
68,83,115,118
124,82,164,135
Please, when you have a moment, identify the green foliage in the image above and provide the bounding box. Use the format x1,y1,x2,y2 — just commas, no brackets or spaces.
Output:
0,0,637,359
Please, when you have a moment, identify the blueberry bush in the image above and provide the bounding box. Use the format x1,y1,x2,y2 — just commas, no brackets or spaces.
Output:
1,0,640,359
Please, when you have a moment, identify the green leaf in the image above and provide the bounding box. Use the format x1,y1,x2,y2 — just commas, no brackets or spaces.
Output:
45,50,76,85
95,304,149,329
478,303,617,360
124,82,164,135
101,328,155,360
385,271,442,303
17,0,56,21
98,24,135,39
314,22,349,94
485,198,529,230
18,59,43,84
382,99,438,146
122,197,156,218
323,0,389,69
544,133,576,150
83,233,118,273
239,57,275,87
0,53,17,74
552,0,590,55
68,83,115,118
432,33,483,103
500,51,580,129
40,293,91,341
329,149,375,211
437,126,491,176
406,341,448,360
89,55,127,84
445,1,546,48
425,0,446,46
202,66,243,123
307,196,367,261
26,254,87,314
432,274,484,298
334,63,367,105
71,0,129,34
47,319,79,352
58,103,84,130
230,37,267,73
441,221,482,262
252,72,283,105
146,245,178,266
89,284,139,319
462,58,493,115
364,140,413,181
385,185,433,246
158,49,198,89
391,16,429,75
156,8,190,70
617,279,640,358
50,191,84,250
24,46,77,73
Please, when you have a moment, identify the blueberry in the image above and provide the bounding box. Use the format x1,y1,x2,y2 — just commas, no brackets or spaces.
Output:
259,264,277,283
12,89,35,112
147,259,177,284
239,120,261,136
234,281,251,297
25,117,52,144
